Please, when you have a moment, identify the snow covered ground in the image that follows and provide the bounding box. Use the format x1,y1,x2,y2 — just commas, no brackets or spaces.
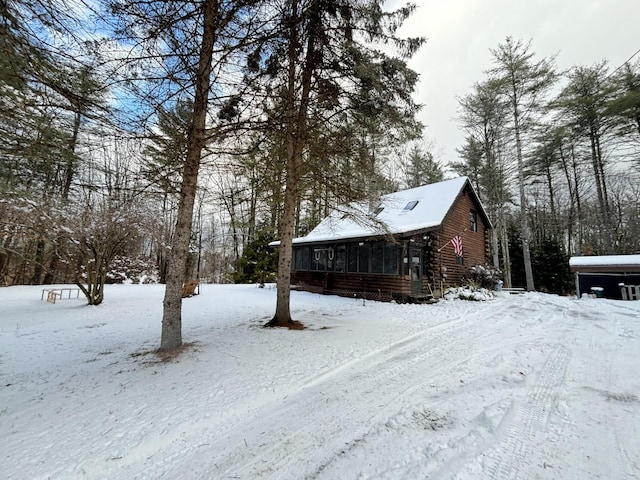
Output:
1,284,639,479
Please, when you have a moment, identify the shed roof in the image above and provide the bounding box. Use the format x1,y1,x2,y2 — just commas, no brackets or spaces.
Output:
569,255,640,273
289,176,489,245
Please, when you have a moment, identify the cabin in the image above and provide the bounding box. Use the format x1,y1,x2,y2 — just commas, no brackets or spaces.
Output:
569,255,640,300
283,177,492,302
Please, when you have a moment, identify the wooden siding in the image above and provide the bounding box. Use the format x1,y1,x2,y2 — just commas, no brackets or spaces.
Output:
433,185,491,290
291,270,411,302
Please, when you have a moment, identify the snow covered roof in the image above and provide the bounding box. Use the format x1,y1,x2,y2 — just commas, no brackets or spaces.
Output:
289,176,485,245
569,255,640,273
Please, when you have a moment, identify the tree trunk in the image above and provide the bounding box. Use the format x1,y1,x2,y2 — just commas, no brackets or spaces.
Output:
544,163,559,239
589,126,613,254
589,125,608,250
30,239,45,285
512,104,535,291
491,227,500,268
160,0,217,351
268,0,316,327
62,106,82,201
500,219,512,288
76,249,106,306
558,143,576,254
570,145,584,251
269,163,299,326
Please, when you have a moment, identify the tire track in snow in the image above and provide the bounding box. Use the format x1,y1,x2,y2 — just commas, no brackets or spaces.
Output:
221,317,492,480
122,306,502,480
479,345,571,480
148,328,464,478
588,313,638,479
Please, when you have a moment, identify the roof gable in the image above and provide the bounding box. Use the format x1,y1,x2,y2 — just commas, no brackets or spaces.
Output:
293,177,486,244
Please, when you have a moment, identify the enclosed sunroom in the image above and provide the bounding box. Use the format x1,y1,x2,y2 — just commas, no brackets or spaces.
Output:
280,177,492,302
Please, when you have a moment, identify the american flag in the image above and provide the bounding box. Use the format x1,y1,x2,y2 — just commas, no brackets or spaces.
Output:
450,235,463,257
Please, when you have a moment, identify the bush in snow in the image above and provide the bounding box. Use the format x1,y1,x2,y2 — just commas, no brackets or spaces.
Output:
464,264,502,290
444,286,495,301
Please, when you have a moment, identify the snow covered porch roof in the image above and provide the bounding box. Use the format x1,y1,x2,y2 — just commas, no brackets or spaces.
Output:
569,255,640,273
278,176,491,247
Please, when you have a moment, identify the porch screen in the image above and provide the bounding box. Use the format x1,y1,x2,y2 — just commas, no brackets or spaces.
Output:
372,243,384,273
384,243,398,274
346,242,398,274
293,247,309,271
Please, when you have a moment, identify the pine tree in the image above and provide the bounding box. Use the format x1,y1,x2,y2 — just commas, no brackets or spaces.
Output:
399,143,444,189
107,0,262,350
455,78,512,285
256,0,424,327
553,62,618,254
232,228,278,285
489,37,557,292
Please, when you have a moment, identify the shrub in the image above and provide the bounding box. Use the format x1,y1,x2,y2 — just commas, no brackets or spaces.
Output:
444,286,495,301
465,264,502,290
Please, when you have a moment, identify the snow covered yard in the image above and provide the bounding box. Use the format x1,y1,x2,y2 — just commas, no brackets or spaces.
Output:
1,284,639,479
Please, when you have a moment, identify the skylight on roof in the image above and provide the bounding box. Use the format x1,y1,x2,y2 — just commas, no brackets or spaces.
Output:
403,200,419,211
373,206,384,216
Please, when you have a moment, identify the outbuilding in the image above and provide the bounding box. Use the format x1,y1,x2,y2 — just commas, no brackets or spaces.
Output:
569,254,640,299
282,177,492,302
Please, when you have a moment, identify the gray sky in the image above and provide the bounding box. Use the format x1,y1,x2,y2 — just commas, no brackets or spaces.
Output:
388,0,640,168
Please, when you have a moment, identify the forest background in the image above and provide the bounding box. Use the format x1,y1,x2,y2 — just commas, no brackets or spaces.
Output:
2,0,639,310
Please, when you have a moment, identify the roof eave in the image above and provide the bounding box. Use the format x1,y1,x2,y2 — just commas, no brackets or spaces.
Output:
277,226,441,247
570,264,640,273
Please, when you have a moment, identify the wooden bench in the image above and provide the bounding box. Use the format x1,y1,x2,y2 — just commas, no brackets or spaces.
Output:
503,287,526,294
182,279,200,298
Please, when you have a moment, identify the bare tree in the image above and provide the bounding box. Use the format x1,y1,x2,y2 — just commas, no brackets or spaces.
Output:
58,199,141,305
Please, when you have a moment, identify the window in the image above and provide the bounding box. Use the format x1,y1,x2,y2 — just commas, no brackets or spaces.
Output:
384,243,398,274
373,206,384,216
403,200,419,211
470,210,477,232
346,243,371,273
343,242,398,275
310,248,326,271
